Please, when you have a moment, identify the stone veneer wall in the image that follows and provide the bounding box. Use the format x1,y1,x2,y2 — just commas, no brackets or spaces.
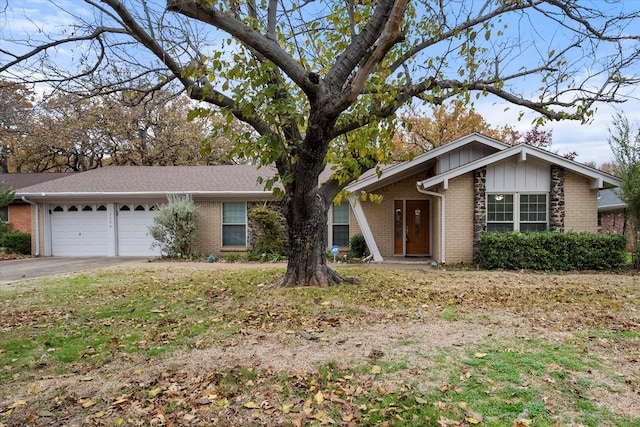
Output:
472,168,487,262
549,165,565,232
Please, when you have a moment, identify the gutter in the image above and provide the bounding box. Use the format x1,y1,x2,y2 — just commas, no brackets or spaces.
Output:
15,191,274,198
21,197,40,257
416,185,446,264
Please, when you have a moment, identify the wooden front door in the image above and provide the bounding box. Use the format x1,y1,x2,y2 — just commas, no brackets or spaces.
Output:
406,200,430,255
394,200,430,256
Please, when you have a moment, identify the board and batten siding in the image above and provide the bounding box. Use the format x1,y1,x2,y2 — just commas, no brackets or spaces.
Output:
438,141,500,174
485,157,550,192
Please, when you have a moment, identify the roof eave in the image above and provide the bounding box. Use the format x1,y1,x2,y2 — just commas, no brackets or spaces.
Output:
16,191,275,200
418,144,622,191
347,132,509,192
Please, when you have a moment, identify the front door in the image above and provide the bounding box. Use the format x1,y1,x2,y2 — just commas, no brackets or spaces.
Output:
394,200,430,256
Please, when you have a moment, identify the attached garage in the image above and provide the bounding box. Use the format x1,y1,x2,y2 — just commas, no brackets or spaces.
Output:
50,204,110,256
117,204,162,256
46,202,161,257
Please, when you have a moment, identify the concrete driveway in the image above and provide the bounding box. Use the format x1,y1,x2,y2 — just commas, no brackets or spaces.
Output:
0,257,147,286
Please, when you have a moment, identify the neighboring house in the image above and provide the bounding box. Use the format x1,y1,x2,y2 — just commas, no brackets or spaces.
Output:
0,173,70,234
15,133,621,262
598,188,633,249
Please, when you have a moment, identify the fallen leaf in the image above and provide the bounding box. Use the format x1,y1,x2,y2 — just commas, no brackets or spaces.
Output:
314,390,324,405
243,401,260,409
82,400,95,408
7,400,27,409
474,352,487,358
370,365,382,374
27,384,42,394
282,403,294,414
148,387,162,397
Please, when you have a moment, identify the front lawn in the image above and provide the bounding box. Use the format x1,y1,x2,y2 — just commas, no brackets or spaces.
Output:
1,264,639,426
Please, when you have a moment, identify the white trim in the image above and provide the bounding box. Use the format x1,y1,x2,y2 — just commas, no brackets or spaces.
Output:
415,187,446,264
418,144,621,191
347,133,509,193
221,201,248,248
16,191,273,200
328,203,350,248
486,192,549,232
349,195,383,262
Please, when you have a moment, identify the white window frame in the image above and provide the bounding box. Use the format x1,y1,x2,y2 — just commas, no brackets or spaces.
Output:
328,203,350,247
222,202,247,247
486,193,548,232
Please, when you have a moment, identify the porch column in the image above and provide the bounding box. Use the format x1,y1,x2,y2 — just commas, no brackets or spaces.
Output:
349,194,383,262
473,168,487,263
550,165,565,232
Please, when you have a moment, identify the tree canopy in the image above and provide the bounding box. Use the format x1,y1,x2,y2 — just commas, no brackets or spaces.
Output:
0,84,236,172
1,0,639,286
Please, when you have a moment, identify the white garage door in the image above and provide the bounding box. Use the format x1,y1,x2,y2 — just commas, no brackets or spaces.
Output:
117,204,162,256
50,204,109,256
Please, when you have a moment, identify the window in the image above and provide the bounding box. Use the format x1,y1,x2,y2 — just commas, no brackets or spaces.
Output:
519,194,547,232
487,194,514,232
0,206,7,222
223,202,246,246
487,193,547,232
331,203,350,247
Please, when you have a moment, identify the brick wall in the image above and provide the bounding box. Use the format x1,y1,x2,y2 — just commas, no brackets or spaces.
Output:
564,171,598,232
8,204,32,233
599,209,634,250
193,201,223,255
444,172,474,264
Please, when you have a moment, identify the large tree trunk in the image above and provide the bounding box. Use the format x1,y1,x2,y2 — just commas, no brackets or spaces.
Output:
278,170,357,288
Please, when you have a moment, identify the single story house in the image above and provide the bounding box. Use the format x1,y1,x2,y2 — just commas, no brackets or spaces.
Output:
15,133,621,263
0,173,70,234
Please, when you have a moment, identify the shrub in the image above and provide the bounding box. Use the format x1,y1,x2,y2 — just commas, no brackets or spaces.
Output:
349,233,368,258
0,221,8,242
1,231,31,255
148,194,198,257
477,231,627,271
248,205,287,256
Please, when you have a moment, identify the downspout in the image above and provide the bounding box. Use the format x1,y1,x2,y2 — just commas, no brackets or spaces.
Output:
416,185,445,264
21,197,40,257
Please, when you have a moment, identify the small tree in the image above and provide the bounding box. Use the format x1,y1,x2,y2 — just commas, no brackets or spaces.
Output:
149,194,198,257
608,112,640,268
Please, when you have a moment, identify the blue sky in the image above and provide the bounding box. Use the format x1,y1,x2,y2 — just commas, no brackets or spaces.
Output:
1,0,638,166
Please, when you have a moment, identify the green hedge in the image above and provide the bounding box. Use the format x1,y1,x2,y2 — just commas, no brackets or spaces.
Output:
477,232,627,271
1,231,31,255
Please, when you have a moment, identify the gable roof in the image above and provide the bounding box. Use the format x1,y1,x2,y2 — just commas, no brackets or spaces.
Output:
0,173,71,190
346,133,509,192
417,143,621,191
16,165,278,200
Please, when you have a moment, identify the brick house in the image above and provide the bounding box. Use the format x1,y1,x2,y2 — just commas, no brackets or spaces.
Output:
348,133,621,264
598,188,633,250
0,173,70,234
15,133,620,261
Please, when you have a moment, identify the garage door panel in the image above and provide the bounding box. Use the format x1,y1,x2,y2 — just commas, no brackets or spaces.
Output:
117,205,162,256
50,205,109,256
